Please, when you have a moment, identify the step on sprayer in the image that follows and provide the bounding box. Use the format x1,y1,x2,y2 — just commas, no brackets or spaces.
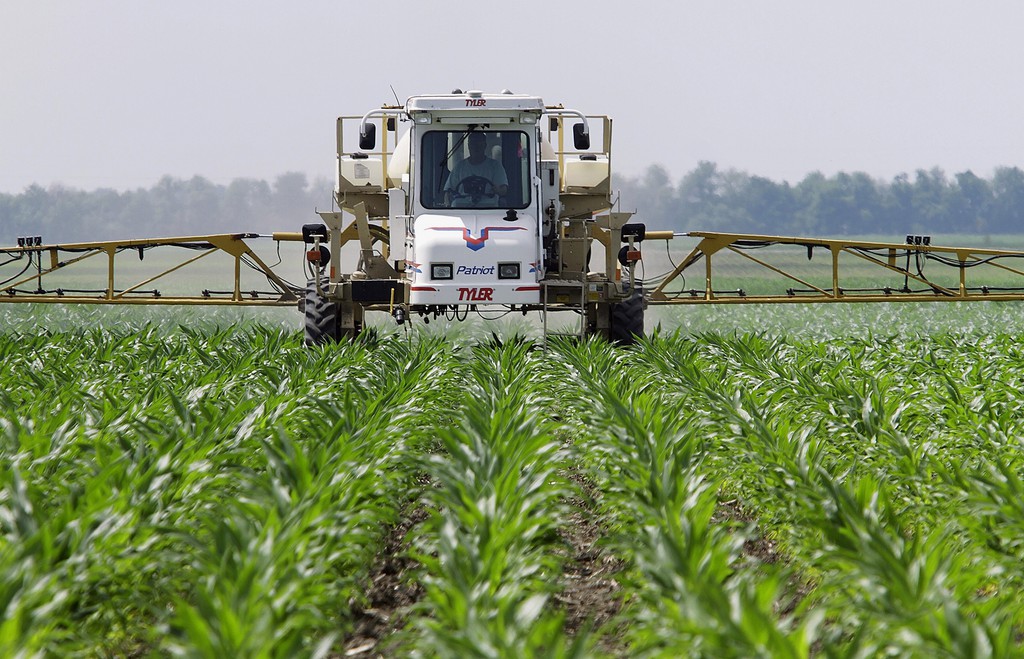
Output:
6,89,1024,345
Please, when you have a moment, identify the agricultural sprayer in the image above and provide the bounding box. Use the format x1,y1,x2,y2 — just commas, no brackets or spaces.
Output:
5,90,1024,344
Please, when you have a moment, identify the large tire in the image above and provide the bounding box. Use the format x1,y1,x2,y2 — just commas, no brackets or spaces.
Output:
304,279,340,346
609,286,644,345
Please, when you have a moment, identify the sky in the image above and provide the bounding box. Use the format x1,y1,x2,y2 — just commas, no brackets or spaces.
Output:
3,1,1024,194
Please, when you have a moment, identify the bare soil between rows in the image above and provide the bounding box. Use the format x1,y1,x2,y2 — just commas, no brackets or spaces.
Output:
339,482,802,656
338,479,630,657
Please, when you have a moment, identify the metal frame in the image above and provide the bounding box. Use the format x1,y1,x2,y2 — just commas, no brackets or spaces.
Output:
649,231,1024,305
0,233,303,306
6,228,1024,311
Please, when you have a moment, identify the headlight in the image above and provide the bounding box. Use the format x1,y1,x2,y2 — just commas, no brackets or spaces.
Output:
431,263,453,280
497,262,520,280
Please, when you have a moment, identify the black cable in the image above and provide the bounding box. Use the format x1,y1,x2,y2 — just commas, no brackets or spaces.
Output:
0,254,33,287
926,251,1024,268
730,240,777,249
474,306,514,320
238,254,303,295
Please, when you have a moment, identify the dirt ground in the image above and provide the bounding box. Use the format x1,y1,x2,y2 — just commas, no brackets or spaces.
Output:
339,482,800,656
339,479,628,657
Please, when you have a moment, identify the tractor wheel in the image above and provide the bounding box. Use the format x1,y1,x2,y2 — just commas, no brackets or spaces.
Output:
609,286,645,345
304,279,340,346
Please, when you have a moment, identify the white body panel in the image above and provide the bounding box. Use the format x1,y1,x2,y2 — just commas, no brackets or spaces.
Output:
408,212,541,305
406,93,545,113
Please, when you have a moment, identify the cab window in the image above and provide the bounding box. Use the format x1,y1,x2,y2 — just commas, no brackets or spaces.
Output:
420,130,530,209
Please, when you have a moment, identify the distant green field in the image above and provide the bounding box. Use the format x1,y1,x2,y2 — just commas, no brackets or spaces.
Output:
4,303,1024,655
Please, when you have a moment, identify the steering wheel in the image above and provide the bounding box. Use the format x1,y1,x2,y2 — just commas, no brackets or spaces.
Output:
452,175,496,202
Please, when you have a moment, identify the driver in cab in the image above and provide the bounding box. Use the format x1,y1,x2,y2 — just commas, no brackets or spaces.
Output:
444,132,508,207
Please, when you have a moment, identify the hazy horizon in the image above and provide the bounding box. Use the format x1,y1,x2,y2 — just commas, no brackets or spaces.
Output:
2,160,1015,197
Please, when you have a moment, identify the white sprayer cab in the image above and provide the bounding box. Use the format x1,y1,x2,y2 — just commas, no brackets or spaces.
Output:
304,89,642,345
405,92,546,307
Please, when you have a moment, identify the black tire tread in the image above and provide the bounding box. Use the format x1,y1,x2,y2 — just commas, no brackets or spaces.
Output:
304,279,340,346
609,286,644,345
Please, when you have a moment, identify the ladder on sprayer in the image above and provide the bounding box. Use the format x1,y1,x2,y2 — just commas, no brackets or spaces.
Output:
541,279,588,347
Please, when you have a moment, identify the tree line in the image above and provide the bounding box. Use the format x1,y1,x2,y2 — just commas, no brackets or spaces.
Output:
3,164,1024,244
0,173,333,244
618,162,1024,237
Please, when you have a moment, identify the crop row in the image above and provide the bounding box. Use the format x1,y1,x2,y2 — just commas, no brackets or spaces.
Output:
546,330,1024,656
3,306,1024,656
0,323,462,655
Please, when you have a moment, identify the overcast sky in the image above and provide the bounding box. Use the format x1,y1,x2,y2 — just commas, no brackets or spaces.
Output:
3,1,1024,193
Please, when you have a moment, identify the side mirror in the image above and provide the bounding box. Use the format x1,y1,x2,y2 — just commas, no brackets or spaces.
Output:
359,123,376,150
572,123,590,150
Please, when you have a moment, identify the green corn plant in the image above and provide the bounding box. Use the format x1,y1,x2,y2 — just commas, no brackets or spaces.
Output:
411,341,585,658
5,303,1024,656
550,337,820,657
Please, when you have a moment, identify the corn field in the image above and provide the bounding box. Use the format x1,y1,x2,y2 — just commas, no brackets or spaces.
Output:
3,304,1024,657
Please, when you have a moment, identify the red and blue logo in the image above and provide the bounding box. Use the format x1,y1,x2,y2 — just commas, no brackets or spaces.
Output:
429,226,527,251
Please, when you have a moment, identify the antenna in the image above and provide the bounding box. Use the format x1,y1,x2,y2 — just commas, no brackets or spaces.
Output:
389,84,401,105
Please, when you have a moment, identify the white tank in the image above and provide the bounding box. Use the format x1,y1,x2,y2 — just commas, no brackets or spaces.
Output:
540,135,556,160
387,130,412,188
337,155,384,192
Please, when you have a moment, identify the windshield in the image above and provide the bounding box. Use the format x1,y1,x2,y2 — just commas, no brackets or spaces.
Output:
420,130,530,210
